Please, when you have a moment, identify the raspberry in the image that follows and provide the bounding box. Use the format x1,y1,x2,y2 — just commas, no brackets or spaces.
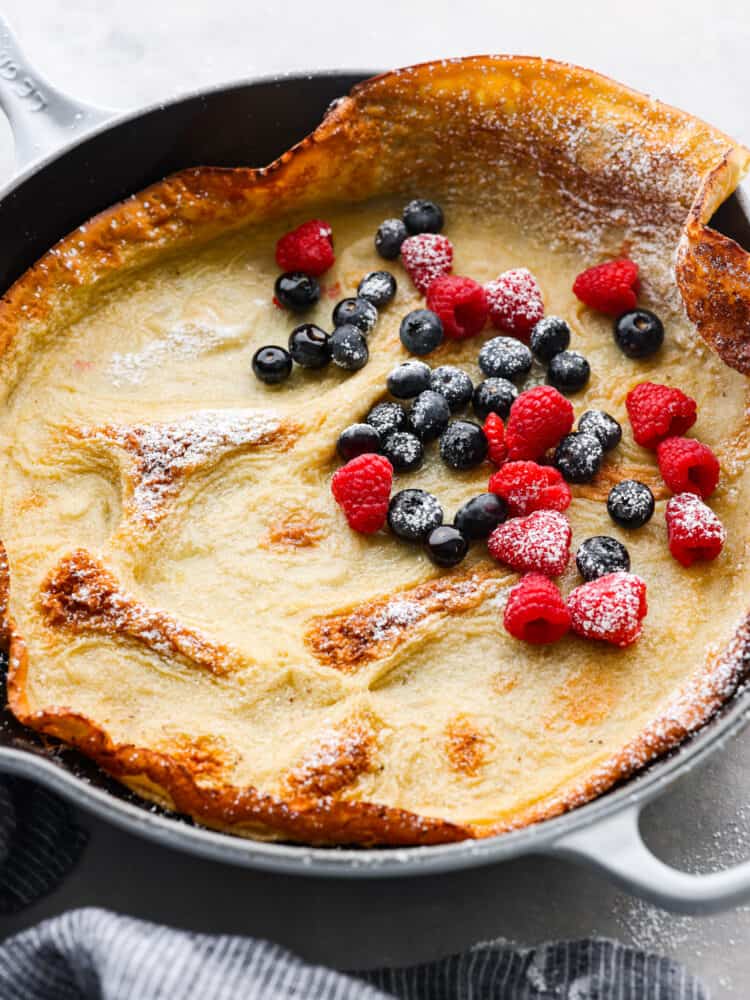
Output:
504,386,575,461
488,461,571,516
665,493,726,567
275,219,334,276
657,437,720,499
503,573,571,644
485,268,544,339
400,234,453,294
483,413,507,466
426,275,488,339
572,258,639,315
626,382,697,449
488,509,571,577
568,572,647,647
331,453,393,534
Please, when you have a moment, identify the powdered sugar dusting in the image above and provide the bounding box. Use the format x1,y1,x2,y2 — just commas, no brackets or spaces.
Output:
107,322,246,386
370,599,427,641
78,409,284,525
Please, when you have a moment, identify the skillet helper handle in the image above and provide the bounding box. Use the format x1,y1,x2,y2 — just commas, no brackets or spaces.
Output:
0,15,116,173
551,801,750,914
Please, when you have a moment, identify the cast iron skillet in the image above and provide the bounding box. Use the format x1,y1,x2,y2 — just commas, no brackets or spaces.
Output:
1,17,750,910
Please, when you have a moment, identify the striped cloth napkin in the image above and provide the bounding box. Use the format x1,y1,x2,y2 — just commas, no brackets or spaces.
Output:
0,777,709,999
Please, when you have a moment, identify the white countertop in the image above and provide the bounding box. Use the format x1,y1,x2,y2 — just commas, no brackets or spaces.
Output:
0,1,749,995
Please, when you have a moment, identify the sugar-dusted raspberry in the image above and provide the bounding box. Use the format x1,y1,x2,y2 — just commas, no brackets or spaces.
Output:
275,219,334,276
665,493,726,567
483,413,507,466
626,382,697,449
504,385,575,461
489,460,571,517
568,571,647,647
485,268,544,339
657,437,720,499
503,573,571,644
488,509,571,577
400,233,453,294
572,258,639,315
331,453,393,534
426,275,488,339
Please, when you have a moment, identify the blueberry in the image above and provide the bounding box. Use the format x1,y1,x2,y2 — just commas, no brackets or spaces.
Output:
440,420,488,470
472,378,518,420
576,536,631,581
554,432,603,483
375,218,408,260
614,309,664,359
288,324,331,369
478,336,533,381
274,271,320,311
332,297,378,334
400,309,444,355
382,431,424,473
425,525,468,567
365,401,408,437
358,271,397,307
607,480,655,529
454,493,507,540
336,423,380,461
429,365,474,411
530,316,571,362
409,390,451,442
330,325,369,371
252,346,292,384
578,410,622,451
547,350,590,393
388,489,443,543
403,198,444,235
387,360,432,399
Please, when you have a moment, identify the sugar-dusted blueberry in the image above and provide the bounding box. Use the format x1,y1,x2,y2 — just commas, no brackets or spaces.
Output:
332,297,378,334
387,360,432,399
454,492,507,540
365,401,408,438
403,198,444,235
375,218,408,260
478,336,533,381
614,309,664,359
530,316,571,362
472,378,518,420
288,323,331,369
382,431,424,473
607,479,655,529
409,389,451,442
330,325,369,371
358,271,397,307
429,365,474,411
440,420,488,470
578,409,622,451
274,271,320,311
388,489,444,542
426,525,469,567
576,536,631,581
554,432,603,483
547,350,590,393
399,309,444,356
252,345,292,384
336,423,381,461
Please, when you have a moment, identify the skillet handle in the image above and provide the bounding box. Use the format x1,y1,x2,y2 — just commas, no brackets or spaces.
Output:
0,16,117,173
550,801,750,915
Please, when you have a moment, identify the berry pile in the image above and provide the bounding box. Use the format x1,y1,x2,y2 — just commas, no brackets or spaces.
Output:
322,207,726,652
252,219,399,384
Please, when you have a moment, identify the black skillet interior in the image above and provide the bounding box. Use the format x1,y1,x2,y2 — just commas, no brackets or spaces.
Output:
0,72,748,826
